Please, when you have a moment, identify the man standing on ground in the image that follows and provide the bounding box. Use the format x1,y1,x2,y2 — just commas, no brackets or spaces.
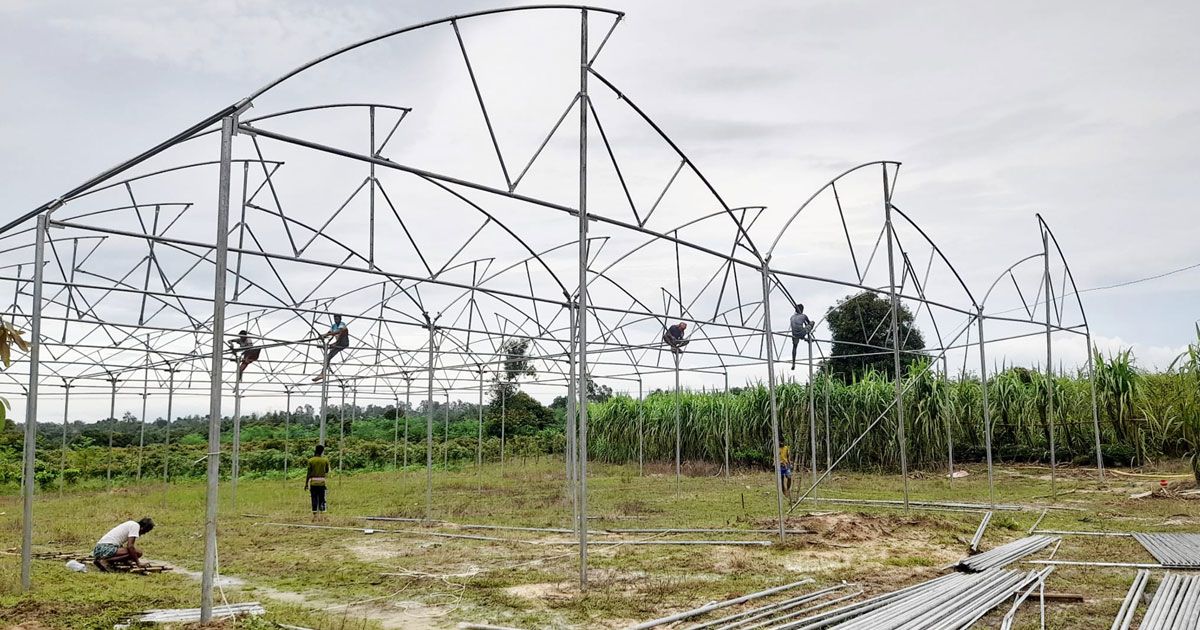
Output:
312,314,350,382
304,444,330,520
790,304,814,370
663,321,689,355
92,517,154,572
779,444,793,498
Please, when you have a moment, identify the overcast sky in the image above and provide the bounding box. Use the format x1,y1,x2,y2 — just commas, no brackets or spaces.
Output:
2,1,1198,418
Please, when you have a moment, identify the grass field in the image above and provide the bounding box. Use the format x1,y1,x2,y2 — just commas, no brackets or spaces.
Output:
1,457,1197,629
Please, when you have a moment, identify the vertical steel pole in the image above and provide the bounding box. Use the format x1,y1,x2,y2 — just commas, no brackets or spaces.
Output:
201,112,236,623
443,391,450,469
723,372,729,479
338,384,346,472
639,377,645,477
60,381,72,495
404,378,411,468
944,356,955,483
426,320,435,521
394,393,401,469
807,338,817,480
883,167,910,512
231,369,243,507
500,387,507,471
1086,332,1105,482
760,264,787,543
106,377,117,486
137,348,149,482
318,370,328,446
164,368,175,490
978,308,995,506
477,368,484,471
284,387,292,481
20,213,48,591
567,304,577,505
824,372,832,473
576,8,591,587
368,106,377,268
1042,232,1057,500
674,355,681,481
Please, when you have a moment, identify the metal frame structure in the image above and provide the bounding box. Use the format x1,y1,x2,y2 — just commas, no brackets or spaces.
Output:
4,5,1100,620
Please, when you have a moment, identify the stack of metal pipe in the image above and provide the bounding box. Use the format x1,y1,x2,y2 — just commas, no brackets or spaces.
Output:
685,583,862,630
1133,534,1200,568
1139,573,1200,629
956,535,1059,572
768,568,1041,629
1109,569,1150,630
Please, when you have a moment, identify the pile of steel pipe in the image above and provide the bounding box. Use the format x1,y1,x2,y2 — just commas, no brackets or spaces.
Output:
684,583,859,630
998,567,1053,630
732,590,864,630
956,535,1059,572
1109,569,1149,630
773,568,1042,630
629,579,815,630
130,602,265,624
1133,533,1200,568
1139,573,1200,629
969,511,993,552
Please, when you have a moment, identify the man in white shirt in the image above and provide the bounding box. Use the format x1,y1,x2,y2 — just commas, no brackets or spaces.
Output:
92,517,154,572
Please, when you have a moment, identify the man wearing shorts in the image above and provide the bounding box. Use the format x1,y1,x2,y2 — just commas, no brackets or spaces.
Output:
304,444,331,520
232,330,260,378
92,517,154,572
778,444,793,498
312,314,350,382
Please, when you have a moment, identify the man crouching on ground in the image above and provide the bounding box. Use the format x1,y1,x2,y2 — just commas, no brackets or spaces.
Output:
93,517,154,571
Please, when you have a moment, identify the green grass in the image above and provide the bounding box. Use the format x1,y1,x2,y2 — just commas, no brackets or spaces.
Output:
1,457,1196,628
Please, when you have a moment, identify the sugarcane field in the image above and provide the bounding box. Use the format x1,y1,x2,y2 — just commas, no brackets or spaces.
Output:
2,3,1199,629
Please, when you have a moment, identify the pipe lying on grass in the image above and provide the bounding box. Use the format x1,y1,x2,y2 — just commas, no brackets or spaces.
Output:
628,579,815,630
684,583,858,630
956,535,1058,572
969,511,992,552
1027,560,1163,569
362,515,608,535
804,497,1025,512
260,522,771,547
998,566,1053,630
1109,569,1150,630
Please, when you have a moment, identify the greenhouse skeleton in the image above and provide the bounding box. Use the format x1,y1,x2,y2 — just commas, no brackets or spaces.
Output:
4,5,1106,622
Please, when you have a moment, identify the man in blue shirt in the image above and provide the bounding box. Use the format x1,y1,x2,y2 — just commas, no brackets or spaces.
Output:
663,321,689,355
312,314,350,382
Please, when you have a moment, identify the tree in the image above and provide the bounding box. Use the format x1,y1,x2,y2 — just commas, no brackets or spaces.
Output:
485,390,555,437
822,291,925,382
586,379,612,403
548,377,610,408
491,337,536,400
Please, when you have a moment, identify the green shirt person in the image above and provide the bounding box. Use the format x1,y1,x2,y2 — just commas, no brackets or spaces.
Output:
304,445,331,519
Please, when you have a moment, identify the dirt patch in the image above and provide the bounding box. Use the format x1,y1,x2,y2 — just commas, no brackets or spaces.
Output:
1159,514,1198,526
336,599,451,630
506,581,575,602
764,512,895,543
505,568,651,603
